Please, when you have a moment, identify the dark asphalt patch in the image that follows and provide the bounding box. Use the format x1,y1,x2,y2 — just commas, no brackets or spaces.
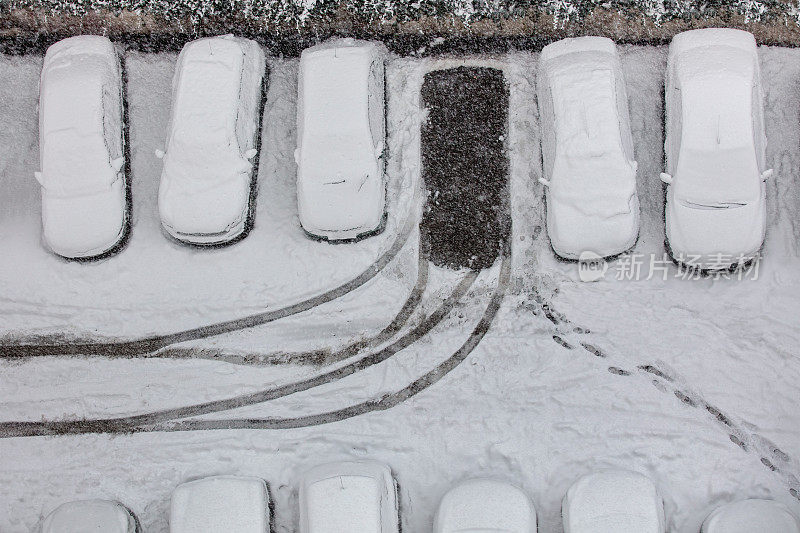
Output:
420,66,510,270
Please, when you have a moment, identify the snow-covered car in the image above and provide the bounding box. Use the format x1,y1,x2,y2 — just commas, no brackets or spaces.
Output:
158,35,265,245
562,470,666,533
299,460,399,533
296,39,387,241
170,475,271,533
36,35,128,259
433,479,537,533
701,499,800,533
662,28,771,270
42,499,138,533
537,36,639,259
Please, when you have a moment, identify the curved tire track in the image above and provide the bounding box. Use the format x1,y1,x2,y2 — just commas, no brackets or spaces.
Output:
137,251,510,433
0,212,417,359
0,257,479,438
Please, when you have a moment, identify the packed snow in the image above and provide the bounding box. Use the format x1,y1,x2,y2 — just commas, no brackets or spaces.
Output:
169,475,270,533
0,40,799,533
538,36,639,259
158,35,265,243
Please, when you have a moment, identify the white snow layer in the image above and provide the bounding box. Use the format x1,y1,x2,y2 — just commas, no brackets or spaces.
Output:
0,45,799,533
169,476,270,533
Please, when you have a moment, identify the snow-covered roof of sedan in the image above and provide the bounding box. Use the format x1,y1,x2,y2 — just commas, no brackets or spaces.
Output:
42,500,133,533
562,471,665,533
163,35,256,186
171,35,245,148
301,461,396,533
39,36,119,197
435,479,536,532
702,499,800,533
541,42,636,217
670,31,762,203
299,39,384,138
170,476,270,533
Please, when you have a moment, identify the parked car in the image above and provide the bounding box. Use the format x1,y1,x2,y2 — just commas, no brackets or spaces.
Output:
299,460,399,533
434,479,537,532
296,39,387,241
663,28,770,270
701,499,800,533
36,35,128,259
158,35,265,246
42,499,138,533
170,475,271,533
562,470,666,533
537,36,639,259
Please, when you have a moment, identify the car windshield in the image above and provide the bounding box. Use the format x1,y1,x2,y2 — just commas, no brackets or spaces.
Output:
674,147,760,206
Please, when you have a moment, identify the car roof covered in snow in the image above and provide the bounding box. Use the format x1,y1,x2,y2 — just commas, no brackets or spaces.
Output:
42,499,133,533
170,35,247,148
562,471,665,533
39,36,119,197
702,499,800,533
299,39,383,139
162,35,259,187
672,39,762,202
300,461,397,533
434,479,537,533
540,43,636,218
170,475,270,533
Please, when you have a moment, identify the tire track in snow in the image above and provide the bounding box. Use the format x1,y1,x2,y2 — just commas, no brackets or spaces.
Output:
104,251,508,434
0,257,479,438
532,291,800,502
152,251,429,367
0,210,417,359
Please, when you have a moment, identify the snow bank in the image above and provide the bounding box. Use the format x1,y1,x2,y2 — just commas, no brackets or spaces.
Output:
170,476,270,533
42,499,135,533
562,470,665,533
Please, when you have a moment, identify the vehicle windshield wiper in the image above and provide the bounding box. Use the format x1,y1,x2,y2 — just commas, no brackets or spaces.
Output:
680,199,748,210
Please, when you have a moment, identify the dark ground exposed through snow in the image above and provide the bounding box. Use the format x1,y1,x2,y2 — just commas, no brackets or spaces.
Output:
421,66,510,270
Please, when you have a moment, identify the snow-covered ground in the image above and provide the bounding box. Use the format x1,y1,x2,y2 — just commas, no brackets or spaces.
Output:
0,44,799,533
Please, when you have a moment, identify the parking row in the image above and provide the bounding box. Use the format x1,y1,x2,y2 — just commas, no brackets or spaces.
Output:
35,28,770,272
39,461,800,532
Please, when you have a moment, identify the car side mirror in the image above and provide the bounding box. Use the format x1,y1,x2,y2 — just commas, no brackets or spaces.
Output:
155,149,165,159
660,173,673,185
111,157,124,172
293,148,300,165
761,169,774,181
538,177,550,187
631,160,638,173
34,171,44,186
244,148,258,160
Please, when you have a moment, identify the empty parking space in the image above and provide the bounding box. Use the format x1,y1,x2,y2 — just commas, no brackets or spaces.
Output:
420,66,510,270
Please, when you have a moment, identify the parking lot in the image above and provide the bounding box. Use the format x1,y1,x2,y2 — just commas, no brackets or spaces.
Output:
0,44,799,531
